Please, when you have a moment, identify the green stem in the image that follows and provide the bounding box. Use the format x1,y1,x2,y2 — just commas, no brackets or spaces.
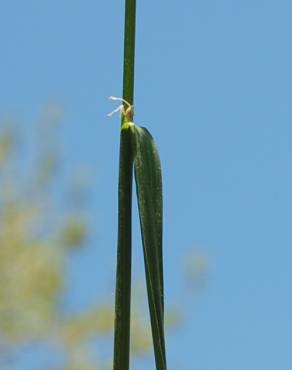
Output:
122,0,136,107
113,1,136,370
113,130,133,370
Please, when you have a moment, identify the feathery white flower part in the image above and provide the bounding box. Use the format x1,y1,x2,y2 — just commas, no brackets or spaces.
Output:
107,96,134,118
107,104,124,117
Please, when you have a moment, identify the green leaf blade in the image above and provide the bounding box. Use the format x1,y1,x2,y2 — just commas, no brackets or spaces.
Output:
131,125,167,370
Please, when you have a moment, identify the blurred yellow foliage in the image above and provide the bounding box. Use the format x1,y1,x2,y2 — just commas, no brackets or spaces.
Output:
0,112,172,370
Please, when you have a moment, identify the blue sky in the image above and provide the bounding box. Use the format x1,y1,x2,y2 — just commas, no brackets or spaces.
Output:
1,1,292,369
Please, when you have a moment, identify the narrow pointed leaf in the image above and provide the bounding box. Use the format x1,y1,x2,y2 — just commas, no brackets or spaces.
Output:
131,125,167,370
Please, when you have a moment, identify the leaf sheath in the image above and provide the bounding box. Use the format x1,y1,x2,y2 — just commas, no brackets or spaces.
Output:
113,129,134,370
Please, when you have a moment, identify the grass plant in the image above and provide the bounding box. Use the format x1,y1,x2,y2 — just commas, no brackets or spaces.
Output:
112,1,167,369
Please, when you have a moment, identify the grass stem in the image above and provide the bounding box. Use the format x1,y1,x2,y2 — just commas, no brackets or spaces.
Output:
113,1,136,370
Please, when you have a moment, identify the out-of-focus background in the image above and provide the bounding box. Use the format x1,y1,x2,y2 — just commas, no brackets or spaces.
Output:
1,1,292,369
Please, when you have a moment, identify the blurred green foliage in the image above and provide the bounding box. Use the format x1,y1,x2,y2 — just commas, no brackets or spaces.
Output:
0,108,204,370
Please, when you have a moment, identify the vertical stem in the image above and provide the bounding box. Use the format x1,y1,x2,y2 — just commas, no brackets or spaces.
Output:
113,1,136,370
113,130,133,370
122,0,136,107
